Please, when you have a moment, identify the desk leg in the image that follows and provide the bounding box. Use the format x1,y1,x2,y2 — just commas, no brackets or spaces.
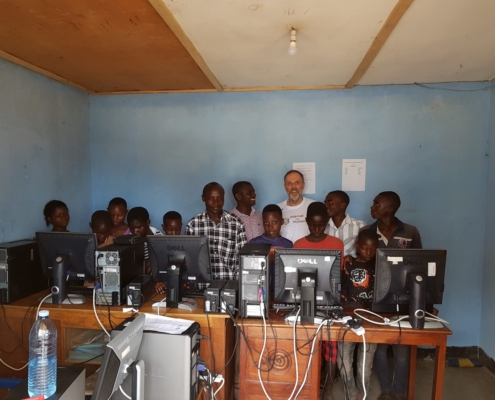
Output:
407,346,417,400
432,343,446,400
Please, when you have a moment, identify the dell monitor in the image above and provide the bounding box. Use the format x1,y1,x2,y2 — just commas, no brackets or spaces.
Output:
91,314,146,400
273,248,341,322
372,249,447,329
36,232,97,304
147,235,211,308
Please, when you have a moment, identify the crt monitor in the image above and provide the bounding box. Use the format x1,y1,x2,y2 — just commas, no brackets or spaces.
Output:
92,314,146,400
147,235,211,289
372,249,447,328
274,248,341,321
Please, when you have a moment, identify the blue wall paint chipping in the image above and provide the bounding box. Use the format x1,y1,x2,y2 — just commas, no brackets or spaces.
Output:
481,82,495,359
90,83,490,346
0,59,91,240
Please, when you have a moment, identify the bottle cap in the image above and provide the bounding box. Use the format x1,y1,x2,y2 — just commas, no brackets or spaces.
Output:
39,310,49,318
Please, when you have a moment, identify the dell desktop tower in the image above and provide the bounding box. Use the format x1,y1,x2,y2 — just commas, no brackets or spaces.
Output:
95,242,145,306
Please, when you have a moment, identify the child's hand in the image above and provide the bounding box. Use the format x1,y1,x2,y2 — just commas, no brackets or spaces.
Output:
155,282,166,294
343,255,353,268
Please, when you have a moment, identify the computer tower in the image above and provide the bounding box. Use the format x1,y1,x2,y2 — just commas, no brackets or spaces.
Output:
221,280,238,315
204,279,226,313
95,242,145,306
0,240,48,303
239,243,270,318
111,319,201,400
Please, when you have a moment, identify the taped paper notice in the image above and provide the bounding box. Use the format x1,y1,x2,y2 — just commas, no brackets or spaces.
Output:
387,256,403,265
428,262,436,276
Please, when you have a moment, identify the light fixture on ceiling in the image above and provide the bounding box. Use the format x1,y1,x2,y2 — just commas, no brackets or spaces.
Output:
288,28,297,56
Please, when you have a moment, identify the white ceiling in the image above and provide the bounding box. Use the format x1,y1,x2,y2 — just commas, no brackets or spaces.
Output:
162,0,495,89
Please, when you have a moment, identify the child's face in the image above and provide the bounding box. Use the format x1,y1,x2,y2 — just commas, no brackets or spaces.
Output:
48,206,70,229
356,238,378,262
162,219,182,236
263,212,283,238
235,184,256,207
324,193,346,218
128,219,150,237
370,195,392,220
91,223,112,245
306,215,329,239
108,204,128,227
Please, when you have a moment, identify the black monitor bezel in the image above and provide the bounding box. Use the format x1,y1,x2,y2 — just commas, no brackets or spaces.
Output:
36,231,97,280
273,248,341,306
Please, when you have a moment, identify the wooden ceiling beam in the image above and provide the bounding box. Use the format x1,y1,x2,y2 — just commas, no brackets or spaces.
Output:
0,50,93,94
345,0,414,89
148,0,223,92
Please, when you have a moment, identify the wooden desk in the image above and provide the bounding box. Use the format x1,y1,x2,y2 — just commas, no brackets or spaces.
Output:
0,290,235,400
239,312,452,400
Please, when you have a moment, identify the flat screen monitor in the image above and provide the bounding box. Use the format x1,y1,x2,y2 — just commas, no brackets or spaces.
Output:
92,314,146,400
372,249,447,327
273,248,341,307
147,235,211,289
36,232,97,280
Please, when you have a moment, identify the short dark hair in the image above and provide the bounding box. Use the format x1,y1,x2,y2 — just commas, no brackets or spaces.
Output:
262,204,283,218
327,190,350,206
163,211,182,224
91,210,112,226
43,200,68,227
202,182,224,196
127,207,149,223
357,229,379,245
232,181,252,197
284,170,304,182
306,202,328,219
378,191,401,212
108,197,127,209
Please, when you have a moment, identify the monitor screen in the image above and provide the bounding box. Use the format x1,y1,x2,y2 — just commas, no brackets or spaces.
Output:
36,232,97,280
372,249,447,314
147,235,211,289
273,248,341,306
91,314,146,400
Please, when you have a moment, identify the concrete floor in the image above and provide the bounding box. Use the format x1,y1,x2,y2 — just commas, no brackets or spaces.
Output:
325,358,495,400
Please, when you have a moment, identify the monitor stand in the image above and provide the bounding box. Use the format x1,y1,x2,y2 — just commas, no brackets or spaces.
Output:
178,297,198,311
43,294,86,305
388,316,444,329
285,310,327,325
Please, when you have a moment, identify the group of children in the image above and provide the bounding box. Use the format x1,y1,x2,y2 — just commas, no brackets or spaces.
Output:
41,182,421,400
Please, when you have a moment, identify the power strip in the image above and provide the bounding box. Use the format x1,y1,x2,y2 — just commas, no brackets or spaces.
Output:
351,327,365,336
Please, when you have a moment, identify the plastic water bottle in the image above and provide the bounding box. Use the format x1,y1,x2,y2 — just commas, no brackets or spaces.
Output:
28,310,57,398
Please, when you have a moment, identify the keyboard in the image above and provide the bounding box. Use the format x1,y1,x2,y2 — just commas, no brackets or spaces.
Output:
182,289,205,298
273,303,343,312
68,287,94,296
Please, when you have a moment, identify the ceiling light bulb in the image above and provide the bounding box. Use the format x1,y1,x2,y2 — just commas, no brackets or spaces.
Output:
288,29,297,56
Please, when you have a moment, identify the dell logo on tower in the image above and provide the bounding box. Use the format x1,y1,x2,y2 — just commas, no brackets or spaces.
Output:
297,259,317,264
167,245,186,251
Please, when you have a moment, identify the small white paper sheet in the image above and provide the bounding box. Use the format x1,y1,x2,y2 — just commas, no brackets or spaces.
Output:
144,313,194,334
293,162,316,194
342,159,366,191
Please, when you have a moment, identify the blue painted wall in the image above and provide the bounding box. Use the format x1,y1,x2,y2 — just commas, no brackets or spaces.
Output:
481,82,495,359
0,59,91,241
90,83,490,346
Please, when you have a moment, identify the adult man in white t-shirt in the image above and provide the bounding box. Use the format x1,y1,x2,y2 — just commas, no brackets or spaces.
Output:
277,170,315,243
